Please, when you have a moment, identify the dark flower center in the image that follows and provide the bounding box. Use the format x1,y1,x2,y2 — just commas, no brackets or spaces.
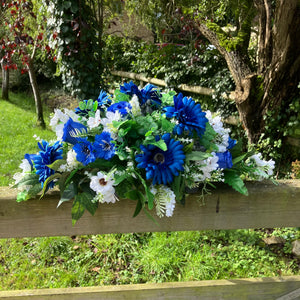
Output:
102,140,111,151
83,146,90,155
154,153,165,164
99,178,107,186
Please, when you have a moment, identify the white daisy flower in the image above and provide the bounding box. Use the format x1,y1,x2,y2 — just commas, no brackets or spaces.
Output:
101,111,121,139
87,110,101,129
129,95,142,116
248,153,275,180
194,152,219,181
90,171,117,203
206,110,230,152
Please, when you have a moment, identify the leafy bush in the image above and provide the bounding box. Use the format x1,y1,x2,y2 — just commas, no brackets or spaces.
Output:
103,36,235,117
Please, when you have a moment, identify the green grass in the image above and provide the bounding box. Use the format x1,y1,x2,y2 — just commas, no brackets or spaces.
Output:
0,229,299,290
0,90,299,291
0,91,55,186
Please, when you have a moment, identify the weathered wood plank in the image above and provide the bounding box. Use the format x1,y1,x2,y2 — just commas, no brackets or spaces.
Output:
110,70,215,95
0,276,299,300
0,180,299,238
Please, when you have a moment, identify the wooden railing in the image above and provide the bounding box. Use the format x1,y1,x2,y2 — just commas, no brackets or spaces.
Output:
0,180,300,299
111,70,217,96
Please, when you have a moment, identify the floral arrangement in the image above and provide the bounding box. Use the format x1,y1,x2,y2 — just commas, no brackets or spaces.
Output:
13,82,275,224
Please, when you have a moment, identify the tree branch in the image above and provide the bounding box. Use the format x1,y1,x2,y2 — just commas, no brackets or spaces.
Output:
196,22,252,89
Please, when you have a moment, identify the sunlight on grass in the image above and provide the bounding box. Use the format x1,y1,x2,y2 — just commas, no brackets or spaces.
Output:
0,91,55,186
0,230,299,290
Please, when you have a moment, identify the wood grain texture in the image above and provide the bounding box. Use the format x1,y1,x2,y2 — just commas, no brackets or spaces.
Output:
0,180,299,238
0,276,299,300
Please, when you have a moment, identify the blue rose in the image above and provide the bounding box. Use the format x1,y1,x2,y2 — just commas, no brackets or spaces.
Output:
216,151,233,169
227,137,237,150
107,101,132,116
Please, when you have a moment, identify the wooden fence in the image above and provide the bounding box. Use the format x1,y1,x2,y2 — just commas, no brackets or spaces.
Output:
0,180,300,299
110,70,218,97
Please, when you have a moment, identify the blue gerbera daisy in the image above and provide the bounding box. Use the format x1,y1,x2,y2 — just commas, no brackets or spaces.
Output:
32,140,63,188
94,131,115,160
73,138,96,166
163,93,208,137
135,133,185,185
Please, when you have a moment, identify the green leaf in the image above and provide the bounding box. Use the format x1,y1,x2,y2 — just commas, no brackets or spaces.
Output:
72,196,86,226
40,173,61,199
161,90,176,106
133,200,143,217
57,182,76,207
132,171,154,209
142,207,159,226
47,159,66,171
65,167,84,187
160,117,175,132
114,173,132,185
17,190,28,202
199,123,218,152
72,192,97,225
86,99,94,110
14,173,39,188
93,101,98,111
170,173,185,202
147,139,167,151
16,184,42,202
185,151,212,162
114,89,130,102
88,158,115,170
223,170,248,196
183,142,194,154
79,101,86,111
125,189,144,201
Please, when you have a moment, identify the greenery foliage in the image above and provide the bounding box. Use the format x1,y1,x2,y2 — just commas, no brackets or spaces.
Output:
256,94,300,176
104,36,235,117
46,0,101,99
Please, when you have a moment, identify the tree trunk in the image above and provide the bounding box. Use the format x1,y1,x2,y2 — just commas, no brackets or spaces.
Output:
27,58,46,129
1,60,9,100
197,0,300,145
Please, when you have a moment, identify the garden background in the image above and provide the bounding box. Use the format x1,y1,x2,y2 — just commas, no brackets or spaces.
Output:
0,0,299,290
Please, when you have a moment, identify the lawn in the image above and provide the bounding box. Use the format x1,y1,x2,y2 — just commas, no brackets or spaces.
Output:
0,91,55,186
0,91,299,290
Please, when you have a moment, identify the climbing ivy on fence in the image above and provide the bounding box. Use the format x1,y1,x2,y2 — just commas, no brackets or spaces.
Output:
46,0,101,99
